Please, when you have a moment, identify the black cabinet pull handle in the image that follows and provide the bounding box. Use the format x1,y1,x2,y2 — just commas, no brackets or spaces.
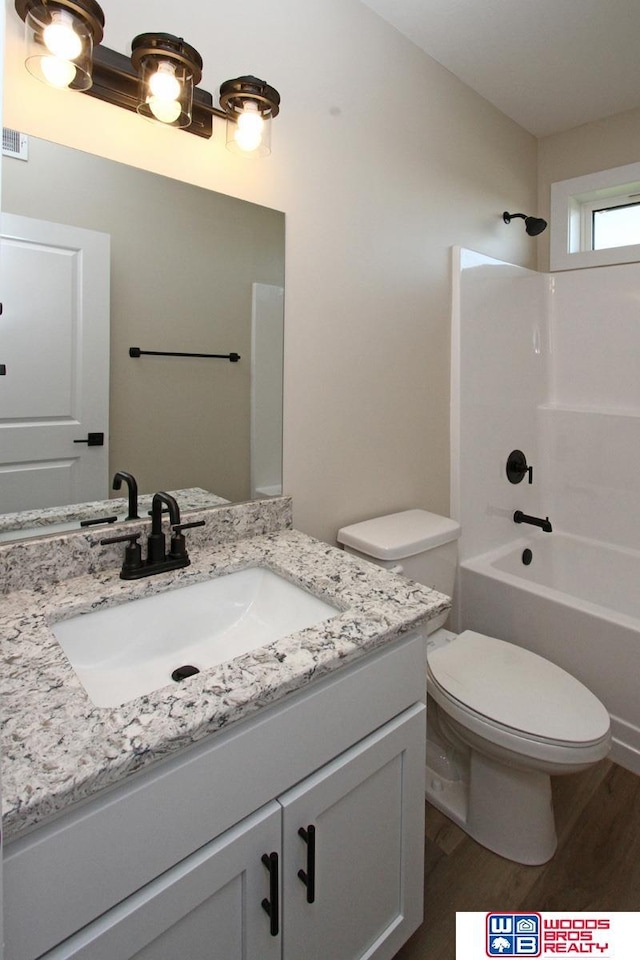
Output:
73,432,104,447
297,825,316,903
261,852,279,937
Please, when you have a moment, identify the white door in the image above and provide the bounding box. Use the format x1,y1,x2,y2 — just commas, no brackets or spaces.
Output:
0,213,110,513
280,704,426,960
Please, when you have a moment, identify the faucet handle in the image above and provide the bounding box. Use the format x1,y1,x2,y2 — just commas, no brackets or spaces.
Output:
169,520,205,560
99,532,143,574
99,532,141,545
172,520,206,534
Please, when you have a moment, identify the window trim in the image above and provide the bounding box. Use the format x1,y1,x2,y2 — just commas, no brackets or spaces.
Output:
550,161,640,270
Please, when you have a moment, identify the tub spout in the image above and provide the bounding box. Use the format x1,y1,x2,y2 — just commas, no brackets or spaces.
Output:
514,510,552,533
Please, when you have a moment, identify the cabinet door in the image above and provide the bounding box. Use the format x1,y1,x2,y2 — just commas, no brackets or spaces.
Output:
280,703,426,960
42,801,282,960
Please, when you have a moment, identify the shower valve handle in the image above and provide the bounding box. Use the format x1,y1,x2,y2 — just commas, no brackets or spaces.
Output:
506,449,533,484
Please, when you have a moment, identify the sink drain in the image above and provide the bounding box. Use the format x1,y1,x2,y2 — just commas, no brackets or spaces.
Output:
171,664,200,682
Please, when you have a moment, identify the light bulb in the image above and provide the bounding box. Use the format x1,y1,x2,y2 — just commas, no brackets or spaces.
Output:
41,54,76,88
234,101,265,153
43,10,82,61
148,62,181,102
147,95,182,124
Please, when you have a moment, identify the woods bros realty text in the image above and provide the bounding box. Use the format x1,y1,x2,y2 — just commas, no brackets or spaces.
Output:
485,914,612,956
543,919,610,953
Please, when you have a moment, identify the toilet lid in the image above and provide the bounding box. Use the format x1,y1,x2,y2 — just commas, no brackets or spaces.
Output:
428,630,610,743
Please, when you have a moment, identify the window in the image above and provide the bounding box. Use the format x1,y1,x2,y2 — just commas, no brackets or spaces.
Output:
550,161,640,270
591,199,640,250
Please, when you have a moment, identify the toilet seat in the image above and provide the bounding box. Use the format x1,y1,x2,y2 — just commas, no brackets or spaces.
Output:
427,630,610,761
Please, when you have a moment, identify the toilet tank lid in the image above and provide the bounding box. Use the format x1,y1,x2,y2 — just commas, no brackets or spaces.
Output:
336,509,461,560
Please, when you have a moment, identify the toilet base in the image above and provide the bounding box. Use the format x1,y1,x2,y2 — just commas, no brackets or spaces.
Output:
425,750,558,865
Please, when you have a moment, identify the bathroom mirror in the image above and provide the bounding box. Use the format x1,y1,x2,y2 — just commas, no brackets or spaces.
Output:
0,136,285,541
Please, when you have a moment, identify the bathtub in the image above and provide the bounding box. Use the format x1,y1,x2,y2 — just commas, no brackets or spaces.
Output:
459,532,640,775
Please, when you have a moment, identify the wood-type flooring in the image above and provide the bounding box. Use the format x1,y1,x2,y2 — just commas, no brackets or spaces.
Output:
393,760,640,960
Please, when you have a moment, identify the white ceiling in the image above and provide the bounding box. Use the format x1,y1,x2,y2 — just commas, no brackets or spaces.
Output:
360,0,640,138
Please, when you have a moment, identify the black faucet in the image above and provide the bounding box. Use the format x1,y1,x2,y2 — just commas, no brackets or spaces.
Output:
112,471,140,520
513,510,553,533
100,491,205,579
148,492,182,564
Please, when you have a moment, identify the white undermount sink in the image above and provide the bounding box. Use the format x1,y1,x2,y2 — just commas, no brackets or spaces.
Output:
52,568,340,708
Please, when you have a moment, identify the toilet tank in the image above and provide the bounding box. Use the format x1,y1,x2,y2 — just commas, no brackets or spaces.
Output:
336,508,461,602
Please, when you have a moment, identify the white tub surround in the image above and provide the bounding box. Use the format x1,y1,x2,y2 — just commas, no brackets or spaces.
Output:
452,248,640,776
0,497,449,842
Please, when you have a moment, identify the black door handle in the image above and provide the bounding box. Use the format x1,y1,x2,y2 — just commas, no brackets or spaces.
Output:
261,852,279,937
74,432,104,447
297,825,316,903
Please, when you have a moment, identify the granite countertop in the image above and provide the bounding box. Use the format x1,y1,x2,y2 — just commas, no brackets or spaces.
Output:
1,520,449,843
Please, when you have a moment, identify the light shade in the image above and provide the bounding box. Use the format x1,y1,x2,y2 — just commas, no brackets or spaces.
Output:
220,76,280,158
16,0,104,91
225,103,272,158
131,33,202,129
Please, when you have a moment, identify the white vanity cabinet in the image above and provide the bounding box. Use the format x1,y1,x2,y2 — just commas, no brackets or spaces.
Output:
39,704,424,960
4,632,427,960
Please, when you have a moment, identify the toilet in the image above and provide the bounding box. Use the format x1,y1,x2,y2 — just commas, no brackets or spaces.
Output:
336,509,611,865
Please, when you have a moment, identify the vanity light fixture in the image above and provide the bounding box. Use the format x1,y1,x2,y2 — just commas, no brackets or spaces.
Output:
14,0,281,156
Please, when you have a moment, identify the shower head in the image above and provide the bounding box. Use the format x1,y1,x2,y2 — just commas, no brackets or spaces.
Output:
503,211,548,236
